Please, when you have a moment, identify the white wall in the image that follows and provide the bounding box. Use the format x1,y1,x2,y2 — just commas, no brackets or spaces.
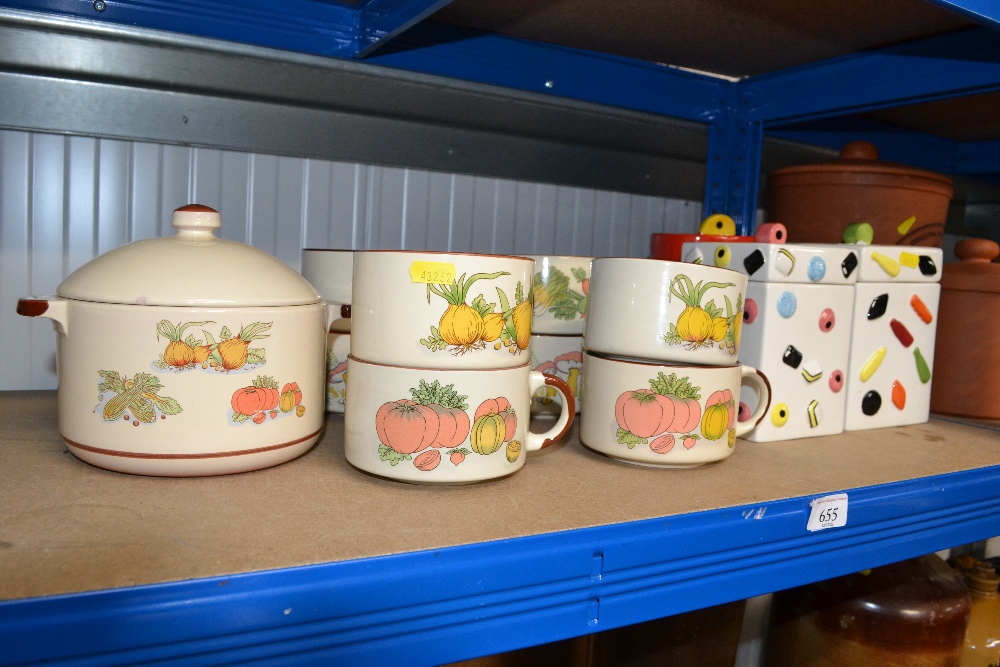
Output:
0,129,704,390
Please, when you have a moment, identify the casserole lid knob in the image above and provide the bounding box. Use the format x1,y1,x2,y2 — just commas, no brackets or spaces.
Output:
172,204,222,235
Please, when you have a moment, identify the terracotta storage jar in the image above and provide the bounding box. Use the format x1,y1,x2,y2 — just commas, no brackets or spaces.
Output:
763,555,971,667
930,238,1000,419
767,141,954,247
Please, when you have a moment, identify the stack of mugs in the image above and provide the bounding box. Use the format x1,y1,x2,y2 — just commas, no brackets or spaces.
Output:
526,255,593,417
579,258,772,467
341,251,576,484
301,249,354,414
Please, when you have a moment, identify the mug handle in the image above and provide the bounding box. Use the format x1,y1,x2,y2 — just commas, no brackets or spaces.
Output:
526,372,576,451
734,366,772,439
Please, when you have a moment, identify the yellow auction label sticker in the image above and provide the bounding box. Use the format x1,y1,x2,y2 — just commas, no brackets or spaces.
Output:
410,261,457,285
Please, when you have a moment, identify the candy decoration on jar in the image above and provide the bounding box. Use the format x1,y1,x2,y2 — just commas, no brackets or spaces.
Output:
699,213,736,236
861,390,882,416
871,251,901,277
860,347,887,382
890,319,914,347
868,293,889,319
755,222,787,244
914,348,932,384
892,381,906,410
911,294,934,323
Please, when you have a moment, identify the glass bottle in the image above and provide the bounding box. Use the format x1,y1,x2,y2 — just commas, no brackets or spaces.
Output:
962,561,1000,667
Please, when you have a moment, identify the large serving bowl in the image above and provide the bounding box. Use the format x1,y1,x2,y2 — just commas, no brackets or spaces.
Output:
17,205,332,477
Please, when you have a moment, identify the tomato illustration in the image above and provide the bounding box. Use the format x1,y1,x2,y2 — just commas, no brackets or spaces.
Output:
375,399,440,455
615,389,675,438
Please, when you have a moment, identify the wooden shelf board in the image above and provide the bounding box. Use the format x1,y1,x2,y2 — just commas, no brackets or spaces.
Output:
2,390,999,602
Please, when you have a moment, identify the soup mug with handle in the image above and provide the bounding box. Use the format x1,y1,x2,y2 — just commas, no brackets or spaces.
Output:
302,249,353,412
325,332,350,413
579,352,770,468
530,334,583,416
345,357,575,484
585,257,748,366
526,255,593,335
351,251,535,369
301,249,353,334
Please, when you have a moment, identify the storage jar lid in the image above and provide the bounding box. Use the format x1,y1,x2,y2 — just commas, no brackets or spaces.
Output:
941,238,1000,294
769,140,954,194
57,205,322,307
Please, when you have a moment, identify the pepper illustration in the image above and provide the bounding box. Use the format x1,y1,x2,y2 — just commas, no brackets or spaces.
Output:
231,375,303,424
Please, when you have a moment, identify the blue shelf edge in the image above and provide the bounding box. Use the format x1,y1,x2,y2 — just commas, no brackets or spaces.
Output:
4,460,1000,666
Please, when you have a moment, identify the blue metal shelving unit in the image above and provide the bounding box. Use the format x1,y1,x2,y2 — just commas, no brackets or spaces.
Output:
3,0,998,233
3,2,1000,664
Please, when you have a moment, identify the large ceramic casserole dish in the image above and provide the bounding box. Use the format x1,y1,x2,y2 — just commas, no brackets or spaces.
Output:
17,205,331,476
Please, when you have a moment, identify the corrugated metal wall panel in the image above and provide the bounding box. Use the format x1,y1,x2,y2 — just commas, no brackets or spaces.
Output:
1,129,702,390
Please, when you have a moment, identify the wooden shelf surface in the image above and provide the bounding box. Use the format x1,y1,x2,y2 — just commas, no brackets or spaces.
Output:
2,390,999,603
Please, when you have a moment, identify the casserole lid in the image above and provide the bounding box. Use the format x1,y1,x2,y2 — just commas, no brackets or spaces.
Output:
57,205,322,307
769,141,953,194
941,238,1000,295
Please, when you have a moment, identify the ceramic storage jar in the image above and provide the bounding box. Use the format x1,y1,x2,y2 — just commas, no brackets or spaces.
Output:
681,239,860,442
930,239,1000,419
844,245,942,430
17,205,330,476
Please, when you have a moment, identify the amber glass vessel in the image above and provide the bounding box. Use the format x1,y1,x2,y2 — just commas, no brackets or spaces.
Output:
960,561,1000,667
764,555,972,667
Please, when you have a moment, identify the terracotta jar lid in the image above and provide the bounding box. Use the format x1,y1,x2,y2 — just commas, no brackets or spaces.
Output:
941,238,1000,294
57,204,321,307
770,140,954,193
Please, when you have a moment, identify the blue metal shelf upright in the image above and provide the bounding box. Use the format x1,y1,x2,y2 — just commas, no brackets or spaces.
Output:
3,1,1000,665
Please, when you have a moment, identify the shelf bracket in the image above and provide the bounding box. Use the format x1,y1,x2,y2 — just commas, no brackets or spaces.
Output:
924,0,1000,29
354,0,453,58
703,90,762,235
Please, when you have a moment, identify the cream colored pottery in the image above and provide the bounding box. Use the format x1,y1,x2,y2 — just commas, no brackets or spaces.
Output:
529,334,583,416
579,352,770,468
350,251,534,369
526,255,593,335
302,249,353,333
325,332,350,413
344,357,574,484
585,257,747,366
17,205,331,476
301,248,354,304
